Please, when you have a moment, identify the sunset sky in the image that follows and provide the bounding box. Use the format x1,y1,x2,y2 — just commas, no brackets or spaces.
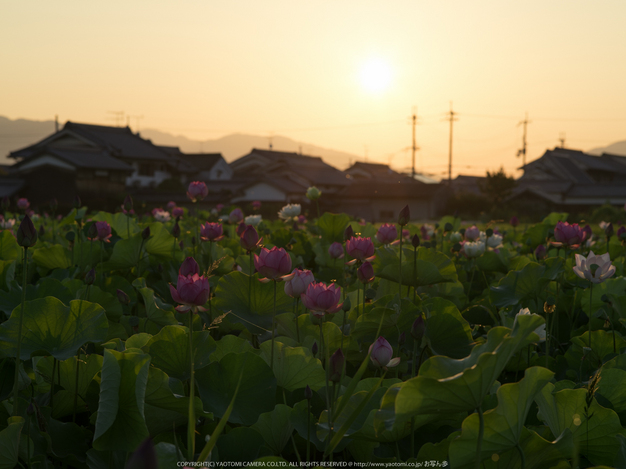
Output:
2,1,626,178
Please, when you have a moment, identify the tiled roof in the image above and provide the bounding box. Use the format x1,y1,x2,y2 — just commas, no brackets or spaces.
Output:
178,153,223,172
13,148,133,171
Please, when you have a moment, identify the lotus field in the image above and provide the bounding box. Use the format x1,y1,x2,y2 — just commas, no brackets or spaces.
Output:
3,186,626,468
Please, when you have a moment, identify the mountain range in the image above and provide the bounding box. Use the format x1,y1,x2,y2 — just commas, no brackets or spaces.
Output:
1,115,626,169
0,116,360,168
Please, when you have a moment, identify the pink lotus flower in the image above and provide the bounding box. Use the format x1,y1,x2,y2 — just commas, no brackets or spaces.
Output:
464,225,480,241
510,216,519,228
402,229,410,239
216,203,224,212
88,221,112,243
179,257,200,277
252,200,261,210
16,198,30,210
346,236,375,261
376,224,398,244
357,261,375,284
167,201,176,210
301,282,342,317
172,207,184,218
328,242,344,260
553,221,586,248
229,208,244,224
369,336,400,368
200,222,224,242
254,246,292,281
284,269,315,298
169,273,210,312
187,181,208,202
236,221,246,236
240,225,262,252
534,244,547,260
573,251,616,284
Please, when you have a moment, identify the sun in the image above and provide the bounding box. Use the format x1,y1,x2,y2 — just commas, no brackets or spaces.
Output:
359,58,392,93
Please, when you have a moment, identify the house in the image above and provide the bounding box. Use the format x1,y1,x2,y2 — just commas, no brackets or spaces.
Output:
229,148,350,204
510,147,626,210
159,147,233,181
8,122,196,190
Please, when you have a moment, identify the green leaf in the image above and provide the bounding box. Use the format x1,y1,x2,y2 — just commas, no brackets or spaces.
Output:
0,231,19,261
196,352,276,426
542,212,568,225
376,313,544,432
142,325,216,381
103,235,143,271
423,297,474,358
476,250,510,273
448,366,554,467
213,271,293,333
93,349,151,452
0,297,108,360
0,260,16,291
535,382,625,466
373,246,456,287
490,262,553,308
317,212,350,243
144,222,177,260
0,416,24,469
216,427,265,462
78,285,123,322
258,341,326,392
136,285,178,328
251,404,294,455
210,335,256,363
32,245,72,270
36,353,103,418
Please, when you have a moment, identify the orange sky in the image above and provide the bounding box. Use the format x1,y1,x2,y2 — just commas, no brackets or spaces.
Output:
2,1,626,178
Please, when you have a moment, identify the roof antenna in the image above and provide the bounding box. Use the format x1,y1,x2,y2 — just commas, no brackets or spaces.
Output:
268,134,273,150
558,132,566,148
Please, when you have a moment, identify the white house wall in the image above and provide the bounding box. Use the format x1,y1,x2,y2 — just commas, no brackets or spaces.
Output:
232,182,286,202
126,166,172,188
209,159,233,180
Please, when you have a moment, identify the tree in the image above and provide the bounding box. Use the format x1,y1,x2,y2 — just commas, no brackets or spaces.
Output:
478,167,517,208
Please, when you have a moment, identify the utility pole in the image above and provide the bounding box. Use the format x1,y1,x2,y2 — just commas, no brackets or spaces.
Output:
54,115,59,132
410,107,420,178
517,112,531,167
107,111,125,127
445,102,458,184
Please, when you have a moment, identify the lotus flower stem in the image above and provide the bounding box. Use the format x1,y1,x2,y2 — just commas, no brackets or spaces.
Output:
100,240,104,287
589,282,593,348
187,310,196,460
12,246,28,417
270,280,277,372
306,400,311,462
127,215,130,240
412,340,418,378
398,229,403,301
73,350,81,423
248,250,253,313
50,357,57,414
294,298,301,343
475,406,484,469
410,417,416,459
361,280,366,319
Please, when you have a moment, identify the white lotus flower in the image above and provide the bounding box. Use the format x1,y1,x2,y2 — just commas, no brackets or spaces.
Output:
486,233,503,249
449,232,463,243
0,218,15,229
154,210,171,223
514,308,546,342
463,240,485,258
573,251,616,284
278,204,301,221
245,214,262,227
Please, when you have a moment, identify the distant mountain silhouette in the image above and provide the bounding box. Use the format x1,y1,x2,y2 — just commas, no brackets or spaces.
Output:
588,140,626,156
0,116,56,164
0,116,360,169
140,129,359,169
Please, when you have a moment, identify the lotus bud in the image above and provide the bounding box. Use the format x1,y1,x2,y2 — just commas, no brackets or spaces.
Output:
179,257,200,277
179,240,184,250
312,341,318,357
16,214,37,247
304,385,313,400
84,269,96,286
306,186,321,201
117,289,131,305
534,244,547,260
236,221,246,237
398,205,410,226
171,221,181,239
343,225,354,242
617,226,626,240
123,195,133,212
444,222,453,233
240,225,261,252
38,225,45,236
605,222,614,238
357,261,375,284
142,226,151,240
486,228,493,238
341,295,351,312
87,223,98,240
411,316,425,341
510,216,519,228
398,332,406,346
411,234,420,248
73,195,82,209
329,349,344,383
328,242,344,259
